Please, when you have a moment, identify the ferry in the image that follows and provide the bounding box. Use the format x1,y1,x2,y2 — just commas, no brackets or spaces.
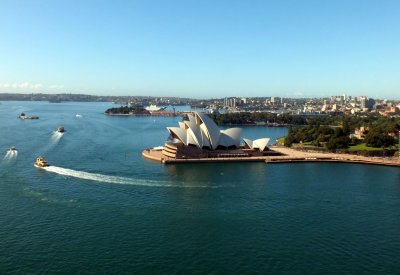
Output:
19,112,39,119
145,104,166,112
57,126,65,133
34,157,50,168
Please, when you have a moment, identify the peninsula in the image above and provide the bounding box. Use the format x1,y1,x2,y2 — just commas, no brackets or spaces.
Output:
143,111,400,167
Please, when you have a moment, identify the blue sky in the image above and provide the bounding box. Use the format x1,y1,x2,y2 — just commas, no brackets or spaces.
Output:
0,0,399,99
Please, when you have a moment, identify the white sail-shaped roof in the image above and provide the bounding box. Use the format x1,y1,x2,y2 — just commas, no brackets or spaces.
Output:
178,121,186,129
196,112,221,149
167,127,188,146
166,112,261,150
253,138,270,151
187,130,197,146
184,120,202,147
199,125,211,148
243,138,253,149
219,128,242,147
188,113,196,124
243,137,270,151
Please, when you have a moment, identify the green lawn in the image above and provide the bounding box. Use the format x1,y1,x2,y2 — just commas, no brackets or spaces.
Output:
348,143,398,151
277,137,285,145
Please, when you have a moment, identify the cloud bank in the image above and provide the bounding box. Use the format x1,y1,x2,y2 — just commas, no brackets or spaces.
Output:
0,82,64,91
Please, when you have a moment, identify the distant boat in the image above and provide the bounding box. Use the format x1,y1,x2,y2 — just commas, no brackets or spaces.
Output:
57,126,65,133
145,104,166,112
76,114,82,118
19,112,39,119
8,146,17,152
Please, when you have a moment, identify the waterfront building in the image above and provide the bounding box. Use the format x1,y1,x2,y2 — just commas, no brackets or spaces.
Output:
167,112,242,150
145,112,275,161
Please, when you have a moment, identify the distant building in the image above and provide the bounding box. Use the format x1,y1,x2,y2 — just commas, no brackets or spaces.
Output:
223,97,237,108
360,96,367,109
229,98,236,108
351,127,369,140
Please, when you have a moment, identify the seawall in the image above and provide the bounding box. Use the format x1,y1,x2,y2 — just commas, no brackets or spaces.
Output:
142,146,400,167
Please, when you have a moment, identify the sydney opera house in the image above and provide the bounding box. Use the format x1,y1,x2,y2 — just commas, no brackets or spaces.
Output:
143,112,281,163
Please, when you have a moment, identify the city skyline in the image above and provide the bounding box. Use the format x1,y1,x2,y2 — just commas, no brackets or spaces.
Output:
0,0,399,99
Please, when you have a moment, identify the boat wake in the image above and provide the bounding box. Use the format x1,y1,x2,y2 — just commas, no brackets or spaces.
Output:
51,131,63,143
42,166,214,188
3,149,18,160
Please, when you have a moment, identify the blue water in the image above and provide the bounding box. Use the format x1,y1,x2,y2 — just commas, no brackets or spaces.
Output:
1,101,400,273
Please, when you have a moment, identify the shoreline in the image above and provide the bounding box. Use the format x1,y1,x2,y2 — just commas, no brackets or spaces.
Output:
142,146,400,167
105,111,185,117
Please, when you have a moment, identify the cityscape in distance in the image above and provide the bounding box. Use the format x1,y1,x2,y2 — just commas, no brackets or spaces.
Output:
1,92,399,117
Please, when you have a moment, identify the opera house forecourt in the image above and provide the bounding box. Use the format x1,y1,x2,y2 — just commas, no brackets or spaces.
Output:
142,112,282,164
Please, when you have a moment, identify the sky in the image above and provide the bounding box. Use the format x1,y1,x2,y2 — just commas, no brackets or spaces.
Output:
0,0,399,99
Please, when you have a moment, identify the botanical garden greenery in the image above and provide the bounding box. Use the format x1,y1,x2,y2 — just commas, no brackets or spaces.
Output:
274,114,399,151
212,112,400,152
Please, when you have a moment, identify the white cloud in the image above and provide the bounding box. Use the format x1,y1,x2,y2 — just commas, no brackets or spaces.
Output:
0,82,43,90
0,82,65,91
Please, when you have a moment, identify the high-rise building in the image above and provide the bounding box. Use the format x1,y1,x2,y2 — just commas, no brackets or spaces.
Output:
360,96,367,109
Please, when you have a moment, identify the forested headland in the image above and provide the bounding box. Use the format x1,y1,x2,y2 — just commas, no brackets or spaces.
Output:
210,112,400,156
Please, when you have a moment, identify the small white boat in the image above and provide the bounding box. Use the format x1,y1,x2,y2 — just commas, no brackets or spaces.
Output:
6,146,17,153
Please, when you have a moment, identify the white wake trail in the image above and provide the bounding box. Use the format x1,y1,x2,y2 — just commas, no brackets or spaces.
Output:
51,132,63,143
3,150,17,160
3,151,11,160
41,166,210,188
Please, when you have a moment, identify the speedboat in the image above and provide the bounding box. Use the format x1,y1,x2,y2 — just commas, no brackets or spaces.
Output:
34,157,50,168
57,126,65,133
5,146,17,154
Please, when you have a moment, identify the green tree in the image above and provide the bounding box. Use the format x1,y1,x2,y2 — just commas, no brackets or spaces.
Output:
364,129,395,148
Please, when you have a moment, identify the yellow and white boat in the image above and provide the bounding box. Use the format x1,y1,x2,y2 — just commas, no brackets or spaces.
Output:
34,157,50,168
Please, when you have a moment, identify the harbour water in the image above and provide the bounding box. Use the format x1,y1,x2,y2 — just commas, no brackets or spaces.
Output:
1,101,400,273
